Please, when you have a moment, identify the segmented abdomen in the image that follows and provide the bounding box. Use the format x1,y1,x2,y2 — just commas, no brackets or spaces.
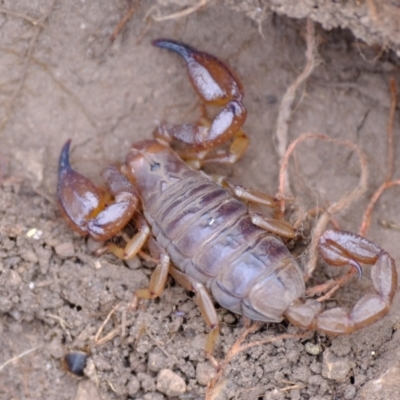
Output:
143,173,304,321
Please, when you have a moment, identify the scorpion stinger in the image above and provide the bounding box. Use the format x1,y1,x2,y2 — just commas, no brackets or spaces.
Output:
284,230,397,334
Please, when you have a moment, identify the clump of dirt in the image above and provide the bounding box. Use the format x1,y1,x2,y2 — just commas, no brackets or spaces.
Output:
1,2,400,400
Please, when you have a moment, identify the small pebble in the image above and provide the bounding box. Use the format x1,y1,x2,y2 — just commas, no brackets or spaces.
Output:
55,242,75,257
148,350,167,372
156,369,186,397
305,341,323,356
86,237,104,253
21,250,39,263
196,362,217,386
25,227,41,239
223,312,236,324
330,337,351,356
125,256,141,270
9,270,22,286
126,376,140,396
74,380,100,400
343,384,356,399
321,349,351,381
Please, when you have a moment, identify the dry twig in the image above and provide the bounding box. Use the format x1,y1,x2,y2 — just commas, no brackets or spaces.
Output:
359,78,399,236
206,323,310,398
306,79,398,298
277,133,368,280
110,1,138,42
0,7,46,27
145,0,209,22
0,345,42,371
274,19,320,198
94,303,122,345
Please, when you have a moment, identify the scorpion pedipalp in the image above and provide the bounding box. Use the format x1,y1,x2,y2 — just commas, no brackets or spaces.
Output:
57,140,140,242
57,140,106,237
152,39,248,164
152,39,243,106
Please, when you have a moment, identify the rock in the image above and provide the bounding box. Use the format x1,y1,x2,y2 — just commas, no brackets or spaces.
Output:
196,362,217,386
55,242,75,258
126,376,140,396
321,349,351,381
148,350,168,372
357,366,400,399
305,341,323,356
74,380,100,400
21,249,39,263
156,369,186,397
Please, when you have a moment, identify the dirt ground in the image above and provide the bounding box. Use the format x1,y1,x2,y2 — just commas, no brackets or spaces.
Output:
1,1,400,400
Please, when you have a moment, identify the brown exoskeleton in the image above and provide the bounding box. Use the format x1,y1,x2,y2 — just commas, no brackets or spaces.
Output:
57,39,397,354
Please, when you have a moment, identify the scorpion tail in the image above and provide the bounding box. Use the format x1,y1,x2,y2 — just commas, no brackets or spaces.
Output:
284,230,397,334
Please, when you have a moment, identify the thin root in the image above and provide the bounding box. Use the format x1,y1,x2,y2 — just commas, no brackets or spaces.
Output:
275,19,320,198
110,1,137,42
145,0,209,22
206,324,310,398
0,7,46,27
306,78,398,296
0,345,42,371
359,78,398,237
277,133,368,280
94,303,121,344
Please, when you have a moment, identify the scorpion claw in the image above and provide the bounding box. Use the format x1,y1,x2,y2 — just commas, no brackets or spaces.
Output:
153,39,243,105
57,141,140,242
57,140,105,236
153,39,247,157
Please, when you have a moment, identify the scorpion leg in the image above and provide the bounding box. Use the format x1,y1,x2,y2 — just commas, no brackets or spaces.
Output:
177,130,249,169
153,39,247,163
222,179,296,238
169,266,220,355
135,237,170,300
58,140,140,242
285,230,397,334
107,214,151,260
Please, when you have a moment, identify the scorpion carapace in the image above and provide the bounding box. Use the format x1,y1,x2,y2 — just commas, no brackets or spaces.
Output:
57,40,397,355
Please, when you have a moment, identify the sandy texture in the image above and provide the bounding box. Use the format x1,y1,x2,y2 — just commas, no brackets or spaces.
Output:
1,2,400,400
226,0,400,56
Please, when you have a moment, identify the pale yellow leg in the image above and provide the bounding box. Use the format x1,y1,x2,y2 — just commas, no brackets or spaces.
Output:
169,266,220,355
221,180,296,238
135,237,170,300
178,130,249,169
107,215,150,260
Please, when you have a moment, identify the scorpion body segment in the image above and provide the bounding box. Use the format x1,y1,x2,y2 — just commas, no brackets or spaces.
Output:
126,140,305,323
57,39,397,354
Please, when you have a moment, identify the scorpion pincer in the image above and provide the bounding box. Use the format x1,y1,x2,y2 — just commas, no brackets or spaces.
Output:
57,39,397,354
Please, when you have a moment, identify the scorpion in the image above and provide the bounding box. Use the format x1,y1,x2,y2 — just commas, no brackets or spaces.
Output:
57,39,397,354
